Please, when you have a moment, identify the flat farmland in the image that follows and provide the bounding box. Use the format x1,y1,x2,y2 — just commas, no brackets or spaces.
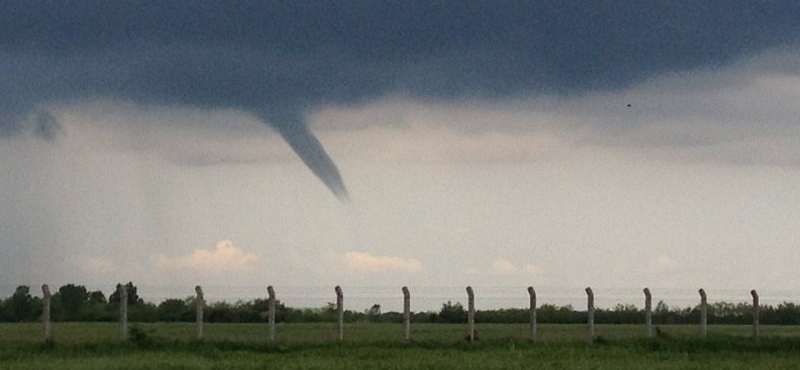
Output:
1,323,800,369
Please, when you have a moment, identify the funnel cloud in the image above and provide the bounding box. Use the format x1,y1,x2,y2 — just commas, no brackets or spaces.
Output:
259,110,349,201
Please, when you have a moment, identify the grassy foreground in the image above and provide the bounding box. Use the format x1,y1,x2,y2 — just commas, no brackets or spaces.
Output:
1,323,799,369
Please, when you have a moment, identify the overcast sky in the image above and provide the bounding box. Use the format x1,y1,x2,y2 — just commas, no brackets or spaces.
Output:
2,1,800,311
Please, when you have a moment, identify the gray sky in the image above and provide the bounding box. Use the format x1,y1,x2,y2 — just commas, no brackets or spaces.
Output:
2,1,800,311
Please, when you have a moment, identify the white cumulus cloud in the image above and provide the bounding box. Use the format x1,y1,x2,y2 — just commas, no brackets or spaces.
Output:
344,251,422,273
156,240,257,272
489,258,540,275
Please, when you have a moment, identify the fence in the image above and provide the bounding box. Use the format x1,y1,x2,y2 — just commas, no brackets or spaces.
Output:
35,283,776,344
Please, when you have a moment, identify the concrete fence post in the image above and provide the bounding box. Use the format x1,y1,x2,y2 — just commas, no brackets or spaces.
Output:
195,286,204,340
42,284,51,342
119,284,128,341
527,286,537,342
698,288,707,338
402,286,411,341
268,285,276,342
585,287,594,342
335,285,344,341
466,286,475,343
751,289,759,341
643,287,653,338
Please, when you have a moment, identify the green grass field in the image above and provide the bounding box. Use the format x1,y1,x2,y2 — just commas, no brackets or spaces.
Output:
1,323,799,369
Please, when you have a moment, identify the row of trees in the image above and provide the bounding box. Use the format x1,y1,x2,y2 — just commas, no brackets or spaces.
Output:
1,283,143,322
2,284,799,325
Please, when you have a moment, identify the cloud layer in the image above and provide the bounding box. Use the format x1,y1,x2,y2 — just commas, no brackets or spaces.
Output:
3,1,800,197
4,1,799,124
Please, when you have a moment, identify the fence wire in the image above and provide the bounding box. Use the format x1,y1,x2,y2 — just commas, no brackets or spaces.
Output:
4,284,798,313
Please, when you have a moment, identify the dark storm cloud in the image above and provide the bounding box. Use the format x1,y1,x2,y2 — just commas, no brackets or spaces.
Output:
2,0,800,196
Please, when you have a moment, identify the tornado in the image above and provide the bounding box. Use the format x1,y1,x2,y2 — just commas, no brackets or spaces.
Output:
258,110,349,202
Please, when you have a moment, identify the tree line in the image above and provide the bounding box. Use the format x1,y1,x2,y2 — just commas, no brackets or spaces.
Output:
2,283,799,325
